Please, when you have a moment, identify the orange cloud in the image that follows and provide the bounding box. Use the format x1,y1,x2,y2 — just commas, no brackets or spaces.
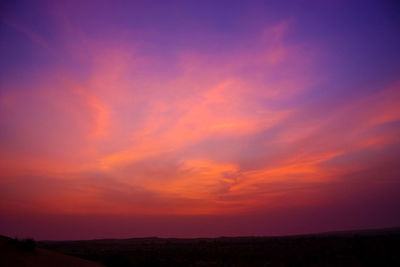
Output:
2,18,400,220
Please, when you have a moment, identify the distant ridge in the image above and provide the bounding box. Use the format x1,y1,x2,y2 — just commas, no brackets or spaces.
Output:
38,226,400,242
290,226,400,237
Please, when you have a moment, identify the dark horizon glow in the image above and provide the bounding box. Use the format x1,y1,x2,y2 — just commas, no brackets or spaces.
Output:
1,0,400,240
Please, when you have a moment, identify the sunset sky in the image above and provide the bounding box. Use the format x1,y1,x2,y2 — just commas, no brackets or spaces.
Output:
1,0,400,240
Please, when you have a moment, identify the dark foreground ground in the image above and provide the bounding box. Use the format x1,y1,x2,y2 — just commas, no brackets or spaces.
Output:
37,227,400,267
0,235,103,267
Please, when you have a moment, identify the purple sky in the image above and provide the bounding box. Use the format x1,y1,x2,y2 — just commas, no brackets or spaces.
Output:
1,0,400,240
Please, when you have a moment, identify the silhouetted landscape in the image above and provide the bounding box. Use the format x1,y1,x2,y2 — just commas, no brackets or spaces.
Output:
8,227,394,266
0,235,102,267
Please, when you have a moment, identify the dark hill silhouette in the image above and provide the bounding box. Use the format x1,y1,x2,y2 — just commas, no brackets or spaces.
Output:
36,227,400,266
0,235,104,267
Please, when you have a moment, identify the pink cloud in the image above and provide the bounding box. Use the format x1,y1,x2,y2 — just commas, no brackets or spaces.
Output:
1,18,399,224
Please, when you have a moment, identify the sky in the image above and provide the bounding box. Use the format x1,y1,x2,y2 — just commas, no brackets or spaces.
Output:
1,0,400,240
